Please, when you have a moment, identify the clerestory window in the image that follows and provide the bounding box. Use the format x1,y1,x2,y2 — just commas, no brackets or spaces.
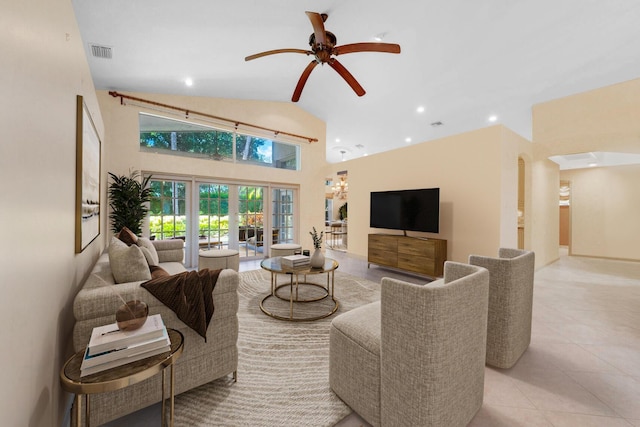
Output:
139,113,299,170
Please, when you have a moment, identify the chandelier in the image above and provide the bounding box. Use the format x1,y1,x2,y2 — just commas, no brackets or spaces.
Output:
332,175,348,199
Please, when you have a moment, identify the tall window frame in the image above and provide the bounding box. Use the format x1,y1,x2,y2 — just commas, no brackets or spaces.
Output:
198,183,230,249
149,180,187,241
273,188,295,243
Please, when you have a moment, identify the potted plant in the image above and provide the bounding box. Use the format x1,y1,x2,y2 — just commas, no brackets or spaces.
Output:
339,202,348,221
108,170,152,235
309,226,325,268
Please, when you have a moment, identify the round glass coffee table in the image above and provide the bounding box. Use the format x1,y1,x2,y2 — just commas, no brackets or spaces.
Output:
260,256,339,321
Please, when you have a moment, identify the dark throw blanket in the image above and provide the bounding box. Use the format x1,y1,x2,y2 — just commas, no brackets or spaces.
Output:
142,268,221,341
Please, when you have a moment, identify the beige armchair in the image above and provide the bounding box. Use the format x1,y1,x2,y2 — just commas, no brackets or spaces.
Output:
469,248,535,368
329,262,489,426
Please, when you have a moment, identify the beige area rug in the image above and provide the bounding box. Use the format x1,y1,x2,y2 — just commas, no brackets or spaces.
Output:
174,269,381,426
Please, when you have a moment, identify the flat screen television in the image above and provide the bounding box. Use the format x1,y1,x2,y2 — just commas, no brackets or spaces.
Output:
370,188,440,233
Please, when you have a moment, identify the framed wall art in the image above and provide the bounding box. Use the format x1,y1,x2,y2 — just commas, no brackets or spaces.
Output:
75,95,101,253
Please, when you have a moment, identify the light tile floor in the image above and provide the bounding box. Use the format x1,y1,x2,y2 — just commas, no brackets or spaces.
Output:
106,249,640,427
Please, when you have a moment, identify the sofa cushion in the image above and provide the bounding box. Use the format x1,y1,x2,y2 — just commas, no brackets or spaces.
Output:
117,227,138,246
108,237,152,284
137,237,159,266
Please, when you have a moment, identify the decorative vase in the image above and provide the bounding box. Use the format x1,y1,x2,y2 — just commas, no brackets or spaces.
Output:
310,248,325,269
116,300,149,331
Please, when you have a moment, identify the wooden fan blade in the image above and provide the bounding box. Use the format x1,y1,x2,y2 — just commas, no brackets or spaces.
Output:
334,43,401,55
305,11,327,46
245,49,312,61
328,59,366,97
292,60,318,102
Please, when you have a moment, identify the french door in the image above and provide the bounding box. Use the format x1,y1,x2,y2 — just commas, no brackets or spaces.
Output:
148,177,297,268
272,188,295,244
237,185,267,257
198,183,230,250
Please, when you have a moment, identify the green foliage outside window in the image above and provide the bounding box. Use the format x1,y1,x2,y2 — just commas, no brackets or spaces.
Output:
141,129,234,160
148,215,230,239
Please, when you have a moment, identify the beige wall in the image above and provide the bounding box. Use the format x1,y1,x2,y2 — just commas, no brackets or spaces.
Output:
530,145,561,266
500,127,534,250
97,91,327,258
329,126,510,264
533,77,640,262
561,165,640,260
533,78,640,156
0,1,105,425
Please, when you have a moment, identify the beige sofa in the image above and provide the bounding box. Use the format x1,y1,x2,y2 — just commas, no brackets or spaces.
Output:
72,238,239,425
329,261,489,426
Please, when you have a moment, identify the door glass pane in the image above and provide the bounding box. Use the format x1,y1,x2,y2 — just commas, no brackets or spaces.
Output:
149,180,187,241
239,185,266,257
272,188,295,244
198,183,229,249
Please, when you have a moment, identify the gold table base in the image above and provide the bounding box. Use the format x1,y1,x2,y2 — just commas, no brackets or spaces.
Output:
259,257,339,321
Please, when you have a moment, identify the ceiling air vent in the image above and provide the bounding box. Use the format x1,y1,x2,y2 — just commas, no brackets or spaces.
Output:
430,121,443,127
90,44,112,59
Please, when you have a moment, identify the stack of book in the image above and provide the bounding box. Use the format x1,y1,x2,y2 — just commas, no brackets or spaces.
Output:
80,314,171,377
281,254,311,268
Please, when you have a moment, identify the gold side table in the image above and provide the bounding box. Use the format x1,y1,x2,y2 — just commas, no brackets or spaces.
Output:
60,328,184,427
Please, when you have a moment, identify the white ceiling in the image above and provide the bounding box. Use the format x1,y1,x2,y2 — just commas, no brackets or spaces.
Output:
72,0,640,164
549,152,640,170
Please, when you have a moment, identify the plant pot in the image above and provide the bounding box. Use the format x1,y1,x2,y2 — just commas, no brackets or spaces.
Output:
310,248,325,269
116,300,149,331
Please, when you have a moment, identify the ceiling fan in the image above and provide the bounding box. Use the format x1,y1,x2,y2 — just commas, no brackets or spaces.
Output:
245,11,401,102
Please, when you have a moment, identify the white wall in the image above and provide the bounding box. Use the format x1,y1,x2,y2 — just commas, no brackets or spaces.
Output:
0,2,105,425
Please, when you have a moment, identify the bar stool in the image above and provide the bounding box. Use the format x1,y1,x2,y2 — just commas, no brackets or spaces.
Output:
330,222,343,248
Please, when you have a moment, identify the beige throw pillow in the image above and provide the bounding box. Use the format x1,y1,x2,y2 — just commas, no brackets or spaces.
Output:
137,237,159,266
108,236,152,284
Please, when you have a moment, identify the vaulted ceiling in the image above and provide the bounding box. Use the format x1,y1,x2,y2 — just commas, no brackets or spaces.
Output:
73,1,640,163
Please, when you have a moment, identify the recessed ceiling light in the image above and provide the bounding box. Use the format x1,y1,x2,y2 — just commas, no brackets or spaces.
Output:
373,32,386,41
335,138,341,143
416,106,425,113
488,115,498,122
363,153,368,157
588,162,598,167
185,78,194,87
405,137,412,143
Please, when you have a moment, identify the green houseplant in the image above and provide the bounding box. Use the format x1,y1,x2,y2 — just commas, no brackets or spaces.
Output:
339,202,348,221
108,170,152,235
309,226,324,249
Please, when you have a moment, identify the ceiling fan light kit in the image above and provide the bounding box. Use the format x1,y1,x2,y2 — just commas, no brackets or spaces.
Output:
245,11,400,102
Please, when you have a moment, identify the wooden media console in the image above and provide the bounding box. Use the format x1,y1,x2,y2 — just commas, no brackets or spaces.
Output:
368,234,447,277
